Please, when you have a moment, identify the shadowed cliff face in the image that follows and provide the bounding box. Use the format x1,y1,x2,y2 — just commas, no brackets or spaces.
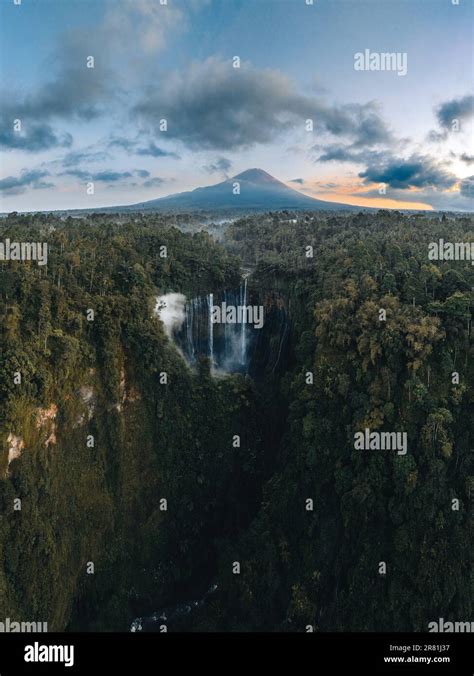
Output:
248,291,290,379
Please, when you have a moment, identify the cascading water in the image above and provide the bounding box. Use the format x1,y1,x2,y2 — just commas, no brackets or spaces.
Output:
208,293,214,366
241,277,247,365
224,290,228,362
158,281,256,374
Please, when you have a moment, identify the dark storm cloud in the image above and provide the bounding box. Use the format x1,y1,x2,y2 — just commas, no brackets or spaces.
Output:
436,94,474,128
21,68,107,122
0,34,112,152
203,157,232,174
0,123,72,153
358,154,457,190
134,59,392,151
322,104,391,148
0,169,54,195
0,67,108,151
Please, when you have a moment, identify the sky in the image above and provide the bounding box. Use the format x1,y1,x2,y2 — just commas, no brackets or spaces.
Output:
0,0,473,212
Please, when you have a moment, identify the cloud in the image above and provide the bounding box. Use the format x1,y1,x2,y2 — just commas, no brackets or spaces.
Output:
436,94,474,128
203,157,232,174
143,177,165,188
316,144,367,163
109,137,137,152
313,144,394,168
426,94,474,143
60,169,149,183
427,129,448,143
104,0,184,55
0,169,54,195
134,58,392,151
290,178,304,184
136,141,179,158
296,179,342,194
60,169,91,181
0,0,189,156
0,47,111,152
92,170,133,182
0,123,73,153
316,181,338,190
0,62,111,151
358,153,457,190
460,153,474,164
325,104,391,148
108,136,179,158
62,149,110,167
460,175,474,199
353,182,472,211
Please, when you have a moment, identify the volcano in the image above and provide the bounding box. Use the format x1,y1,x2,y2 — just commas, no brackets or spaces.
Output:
128,168,350,211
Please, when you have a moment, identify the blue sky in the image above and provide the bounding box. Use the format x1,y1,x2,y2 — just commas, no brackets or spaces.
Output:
0,0,473,211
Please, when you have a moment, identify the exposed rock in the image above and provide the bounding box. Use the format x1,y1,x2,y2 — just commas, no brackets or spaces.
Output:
35,404,58,447
35,404,58,428
6,433,25,475
119,366,126,403
126,385,141,403
77,386,96,425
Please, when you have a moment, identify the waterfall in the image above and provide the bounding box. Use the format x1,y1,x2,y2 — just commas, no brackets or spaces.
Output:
162,281,254,374
241,277,247,364
186,298,194,357
208,293,214,365
224,290,228,361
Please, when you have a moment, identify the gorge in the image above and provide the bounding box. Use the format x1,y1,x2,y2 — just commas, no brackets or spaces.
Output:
0,210,472,634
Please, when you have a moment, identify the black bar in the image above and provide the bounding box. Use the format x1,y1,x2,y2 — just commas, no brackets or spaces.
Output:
0,633,472,675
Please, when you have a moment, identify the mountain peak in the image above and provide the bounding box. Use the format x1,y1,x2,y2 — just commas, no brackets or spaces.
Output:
127,167,351,211
232,168,281,185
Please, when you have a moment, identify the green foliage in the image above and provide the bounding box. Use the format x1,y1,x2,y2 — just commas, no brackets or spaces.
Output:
0,210,472,632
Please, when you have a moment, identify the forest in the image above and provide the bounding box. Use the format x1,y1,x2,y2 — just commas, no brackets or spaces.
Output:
0,209,472,632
